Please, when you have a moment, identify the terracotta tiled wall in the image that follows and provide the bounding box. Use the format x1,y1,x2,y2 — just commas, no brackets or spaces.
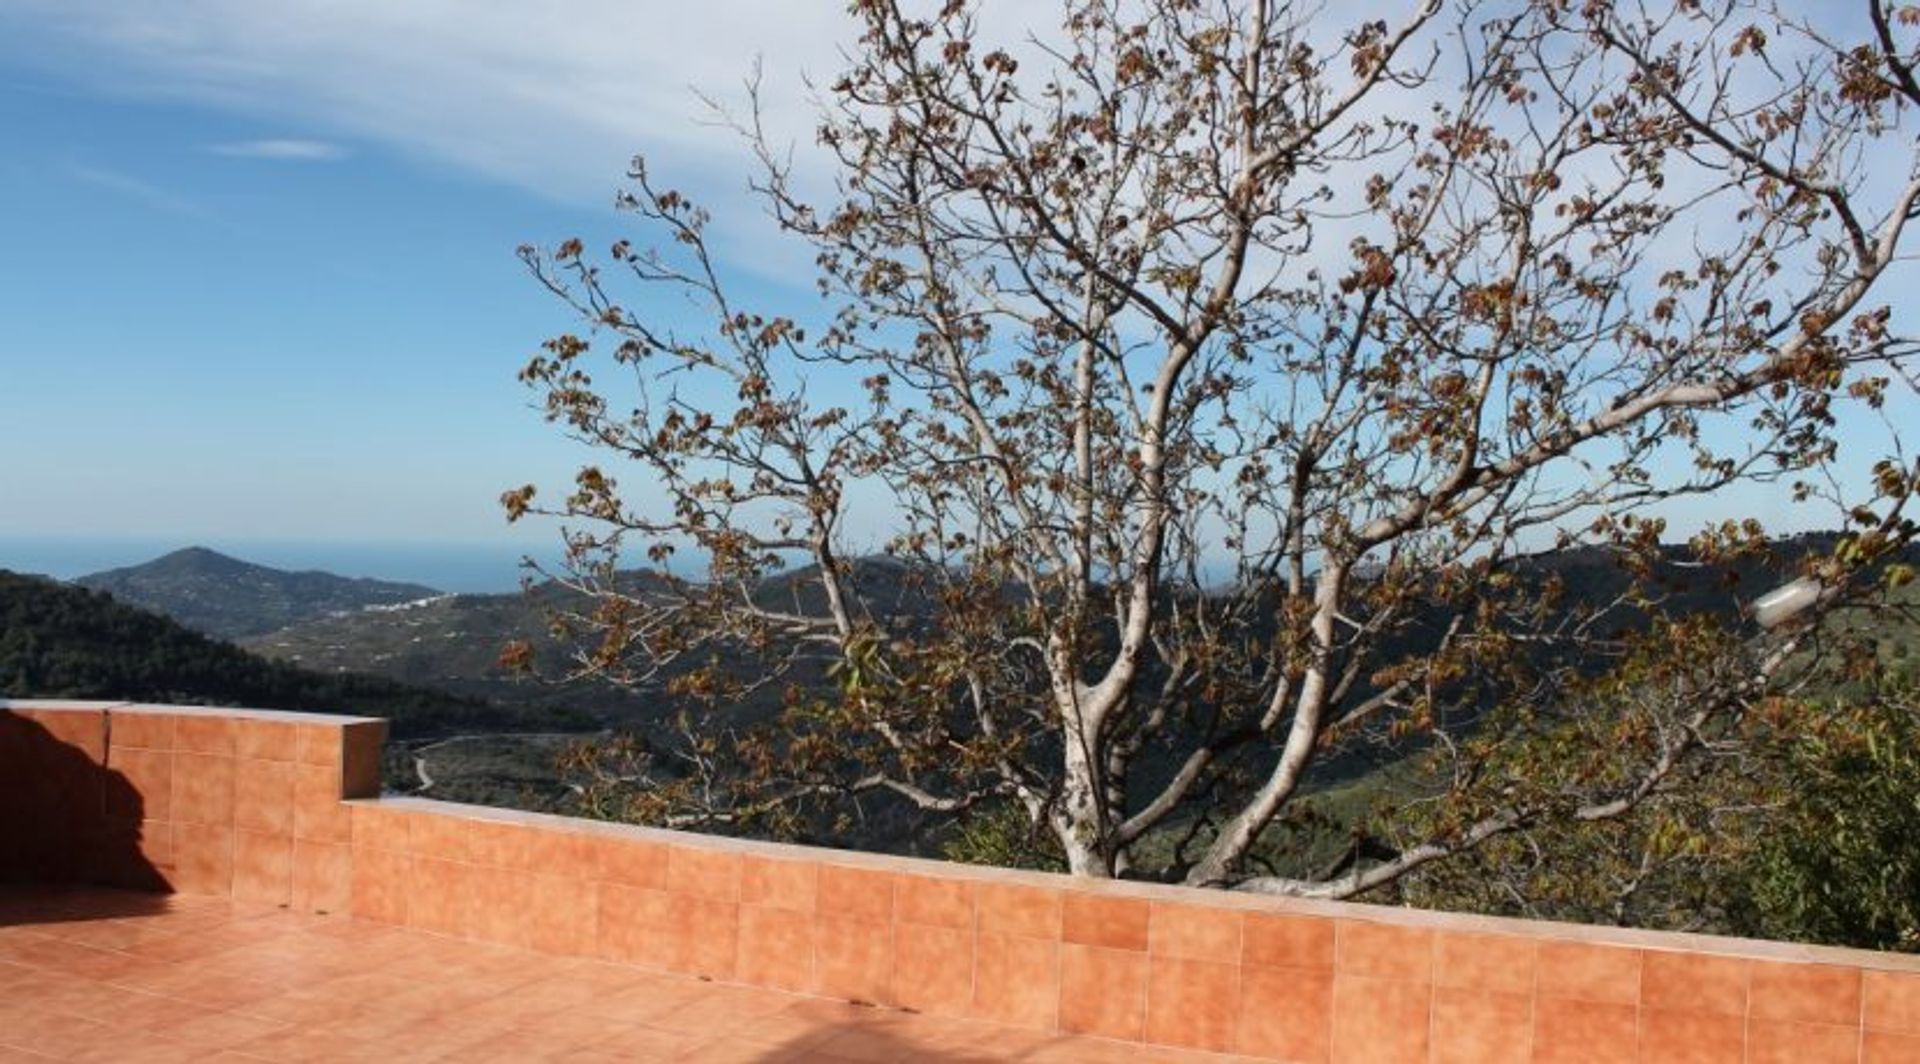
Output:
339,796,1920,1061
8,701,1920,1062
0,701,384,912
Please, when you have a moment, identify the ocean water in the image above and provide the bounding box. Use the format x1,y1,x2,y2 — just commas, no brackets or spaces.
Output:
0,536,554,594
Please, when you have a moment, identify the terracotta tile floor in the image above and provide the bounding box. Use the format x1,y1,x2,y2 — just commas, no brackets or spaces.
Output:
0,886,1266,1063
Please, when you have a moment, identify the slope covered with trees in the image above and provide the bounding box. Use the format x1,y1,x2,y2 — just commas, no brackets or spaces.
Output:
0,570,577,739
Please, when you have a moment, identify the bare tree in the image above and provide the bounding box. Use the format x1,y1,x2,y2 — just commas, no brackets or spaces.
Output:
508,0,1920,896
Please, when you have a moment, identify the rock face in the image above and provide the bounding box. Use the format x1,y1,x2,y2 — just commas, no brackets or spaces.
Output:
75,547,440,640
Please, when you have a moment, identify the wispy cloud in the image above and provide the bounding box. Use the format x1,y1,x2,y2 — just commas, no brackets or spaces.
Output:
0,1,859,208
208,137,346,161
66,163,208,218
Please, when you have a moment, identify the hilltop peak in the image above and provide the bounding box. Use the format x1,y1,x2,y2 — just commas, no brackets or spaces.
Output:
150,546,248,570
75,548,441,640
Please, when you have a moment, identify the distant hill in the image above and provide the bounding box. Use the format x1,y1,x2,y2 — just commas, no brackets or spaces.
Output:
240,582,661,722
242,560,936,728
74,547,441,640
0,570,587,739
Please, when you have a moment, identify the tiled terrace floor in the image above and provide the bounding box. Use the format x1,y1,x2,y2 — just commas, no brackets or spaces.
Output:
0,886,1267,1063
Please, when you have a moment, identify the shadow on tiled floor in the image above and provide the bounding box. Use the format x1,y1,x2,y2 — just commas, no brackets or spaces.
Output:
0,885,1263,1062
0,883,174,928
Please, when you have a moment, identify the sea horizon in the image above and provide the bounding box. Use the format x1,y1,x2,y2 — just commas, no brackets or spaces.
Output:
0,535,548,595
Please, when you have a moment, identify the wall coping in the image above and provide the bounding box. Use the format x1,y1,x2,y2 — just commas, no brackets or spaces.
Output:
0,698,384,726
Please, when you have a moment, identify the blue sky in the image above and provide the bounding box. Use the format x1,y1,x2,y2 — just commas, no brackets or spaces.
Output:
0,4,1908,591
0,3,850,587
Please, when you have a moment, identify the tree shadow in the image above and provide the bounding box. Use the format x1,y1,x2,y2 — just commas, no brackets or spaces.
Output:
0,710,171,924
744,1002,1038,1063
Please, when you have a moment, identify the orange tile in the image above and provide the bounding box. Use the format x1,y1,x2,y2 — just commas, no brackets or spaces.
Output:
292,764,349,844
22,705,107,760
526,874,597,956
1328,972,1431,1064
9,1014,126,1059
737,904,815,992
111,710,176,751
1433,931,1535,995
1747,1019,1862,1064
740,856,817,912
1640,1007,1744,1064
235,720,298,762
171,822,233,895
895,873,973,928
1870,971,1920,1035
594,1025,706,1058
972,930,1060,1029
230,830,292,906
976,882,1062,939
893,921,971,1015
1866,1030,1920,1063
174,715,235,756
405,857,475,937
1641,951,1748,1018
106,747,172,821
232,759,294,836
817,864,894,922
664,894,739,979
1063,892,1148,953
599,837,669,889
1531,996,1637,1064
1336,921,1433,983
466,819,531,869
1750,961,1864,1026
597,882,671,965
171,754,235,826
1243,912,1336,971
1536,941,1642,1005
1149,902,1242,963
666,845,741,900
136,816,173,871
292,840,351,914
1146,956,1238,1053
523,826,598,879
1237,961,1333,1062
814,914,892,1005
1059,943,1147,1041
468,869,536,948
351,845,409,924
162,1008,295,1051
1430,985,1529,1064
407,811,472,862
295,725,341,767
350,804,410,852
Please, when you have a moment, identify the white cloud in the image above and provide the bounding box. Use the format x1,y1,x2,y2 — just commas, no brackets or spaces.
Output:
0,1,859,209
208,138,346,161
66,163,209,218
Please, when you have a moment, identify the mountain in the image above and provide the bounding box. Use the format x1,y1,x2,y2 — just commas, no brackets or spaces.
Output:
242,560,950,727
240,582,660,722
75,547,441,640
0,569,587,739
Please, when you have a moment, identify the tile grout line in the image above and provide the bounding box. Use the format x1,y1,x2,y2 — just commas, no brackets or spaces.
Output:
1859,962,1869,1063
1425,925,1438,1064
1525,938,1538,1063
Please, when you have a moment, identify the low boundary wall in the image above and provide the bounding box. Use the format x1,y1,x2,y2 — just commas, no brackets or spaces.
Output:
6,700,1918,1062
